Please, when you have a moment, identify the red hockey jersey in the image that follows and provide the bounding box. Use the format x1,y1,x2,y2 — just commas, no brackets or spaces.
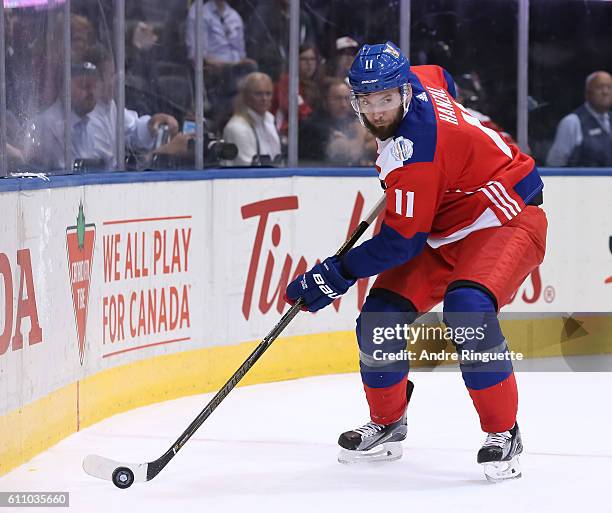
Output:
342,65,544,279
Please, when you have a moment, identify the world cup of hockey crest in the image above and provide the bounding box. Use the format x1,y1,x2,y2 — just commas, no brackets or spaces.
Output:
66,203,96,365
392,137,414,162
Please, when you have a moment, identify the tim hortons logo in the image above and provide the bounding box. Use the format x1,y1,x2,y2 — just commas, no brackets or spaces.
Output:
506,264,558,305
0,249,43,355
240,193,384,320
239,193,554,318
66,203,96,365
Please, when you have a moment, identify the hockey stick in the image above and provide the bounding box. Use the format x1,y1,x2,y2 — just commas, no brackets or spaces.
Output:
83,194,386,488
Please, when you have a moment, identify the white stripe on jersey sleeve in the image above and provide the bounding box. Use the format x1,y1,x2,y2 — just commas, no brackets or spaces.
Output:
489,181,522,214
480,186,513,220
487,183,518,217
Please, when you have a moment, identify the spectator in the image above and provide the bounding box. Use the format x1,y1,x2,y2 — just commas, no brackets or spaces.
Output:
329,36,359,79
88,46,179,168
186,0,249,65
33,14,97,110
125,0,188,63
273,43,326,140
223,72,281,166
186,0,257,129
25,60,99,170
246,0,316,81
71,14,96,61
125,20,161,114
124,1,192,115
299,78,376,166
25,51,179,172
71,0,114,42
546,71,612,167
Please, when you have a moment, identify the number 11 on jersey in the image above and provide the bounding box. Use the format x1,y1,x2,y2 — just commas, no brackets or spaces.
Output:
394,189,415,217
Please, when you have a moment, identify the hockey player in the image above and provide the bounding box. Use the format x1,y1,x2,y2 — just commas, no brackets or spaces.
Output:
285,42,546,482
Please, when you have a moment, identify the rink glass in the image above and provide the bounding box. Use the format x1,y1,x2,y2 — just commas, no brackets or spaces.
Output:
410,0,519,146
2,1,612,175
4,2,67,175
528,0,612,166
296,1,399,168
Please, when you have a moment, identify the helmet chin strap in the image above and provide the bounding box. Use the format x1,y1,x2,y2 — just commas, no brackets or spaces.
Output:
401,83,412,116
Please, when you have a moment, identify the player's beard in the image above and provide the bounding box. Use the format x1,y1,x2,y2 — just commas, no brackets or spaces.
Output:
362,106,405,140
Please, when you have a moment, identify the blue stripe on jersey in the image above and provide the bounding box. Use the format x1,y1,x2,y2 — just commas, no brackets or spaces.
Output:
342,223,428,279
395,71,438,166
514,166,544,204
442,68,457,99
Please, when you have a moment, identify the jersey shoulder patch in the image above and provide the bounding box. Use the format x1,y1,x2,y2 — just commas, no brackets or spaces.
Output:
391,137,414,161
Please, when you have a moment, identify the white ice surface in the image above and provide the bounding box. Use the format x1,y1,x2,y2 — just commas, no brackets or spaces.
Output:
1,368,611,513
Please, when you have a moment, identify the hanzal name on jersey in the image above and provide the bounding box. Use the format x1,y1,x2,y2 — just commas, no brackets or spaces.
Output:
426,86,459,126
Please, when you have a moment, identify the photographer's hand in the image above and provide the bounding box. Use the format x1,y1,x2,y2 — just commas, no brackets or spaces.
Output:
148,114,179,137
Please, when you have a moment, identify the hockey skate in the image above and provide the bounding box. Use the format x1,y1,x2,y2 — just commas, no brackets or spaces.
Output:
477,422,523,482
337,380,414,464
337,413,407,464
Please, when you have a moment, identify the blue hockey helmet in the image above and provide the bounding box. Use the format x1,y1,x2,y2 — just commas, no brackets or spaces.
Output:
348,41,410,94
347,41,411,124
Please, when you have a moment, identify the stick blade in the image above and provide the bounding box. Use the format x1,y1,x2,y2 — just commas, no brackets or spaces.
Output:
83,454,148,484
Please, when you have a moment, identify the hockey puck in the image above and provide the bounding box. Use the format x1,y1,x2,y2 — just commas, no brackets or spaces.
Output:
112,467,135,489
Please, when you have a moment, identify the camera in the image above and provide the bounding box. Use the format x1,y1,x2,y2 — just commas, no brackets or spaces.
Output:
205,132,238,162
186,132,238,164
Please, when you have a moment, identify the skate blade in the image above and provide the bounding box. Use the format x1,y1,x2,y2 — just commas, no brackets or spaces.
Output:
482,456,522,482
338,442,403,465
